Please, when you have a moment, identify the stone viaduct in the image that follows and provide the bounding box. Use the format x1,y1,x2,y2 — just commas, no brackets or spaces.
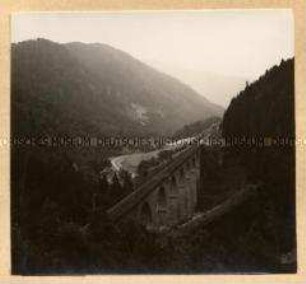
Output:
107,145,201,230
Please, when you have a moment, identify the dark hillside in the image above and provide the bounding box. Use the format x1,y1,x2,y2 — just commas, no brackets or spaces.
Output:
220,58,296,270
222,59,294,138
173,116,221,139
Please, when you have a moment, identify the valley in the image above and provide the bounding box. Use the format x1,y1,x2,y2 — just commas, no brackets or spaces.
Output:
11,37,296,275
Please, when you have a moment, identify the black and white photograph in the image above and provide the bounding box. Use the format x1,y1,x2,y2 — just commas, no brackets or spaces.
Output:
10,10,296,275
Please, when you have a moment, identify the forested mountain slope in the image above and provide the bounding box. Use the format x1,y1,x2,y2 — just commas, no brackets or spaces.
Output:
221,58,296,268
12,38,223,137
222,58,294,138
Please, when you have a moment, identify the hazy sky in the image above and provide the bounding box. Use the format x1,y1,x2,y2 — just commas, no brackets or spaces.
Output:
12,10,294,106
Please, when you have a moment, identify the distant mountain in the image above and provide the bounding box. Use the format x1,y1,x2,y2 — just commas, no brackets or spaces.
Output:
146,60,247,108
12,38,223,138
187,71,247,108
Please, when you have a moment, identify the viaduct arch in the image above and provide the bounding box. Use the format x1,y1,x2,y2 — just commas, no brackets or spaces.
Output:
107,145,201,230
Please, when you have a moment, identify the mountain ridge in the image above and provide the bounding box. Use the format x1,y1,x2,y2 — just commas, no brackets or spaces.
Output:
12,38,223,138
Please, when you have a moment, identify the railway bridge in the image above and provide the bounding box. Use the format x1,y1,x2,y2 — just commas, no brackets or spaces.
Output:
107,145,201,230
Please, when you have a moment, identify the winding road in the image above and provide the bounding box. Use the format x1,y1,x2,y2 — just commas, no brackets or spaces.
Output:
109,122,219,177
